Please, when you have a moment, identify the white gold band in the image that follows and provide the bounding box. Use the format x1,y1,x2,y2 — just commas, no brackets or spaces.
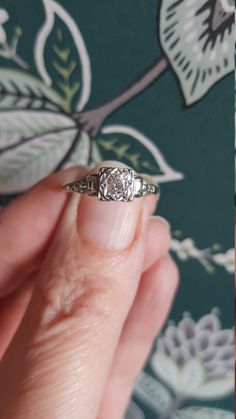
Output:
63,167,160,202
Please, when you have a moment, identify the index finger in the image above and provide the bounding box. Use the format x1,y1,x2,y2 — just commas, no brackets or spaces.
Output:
0,166,87,297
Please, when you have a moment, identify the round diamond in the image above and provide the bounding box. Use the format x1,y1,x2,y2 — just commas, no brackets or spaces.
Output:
99,168,134,201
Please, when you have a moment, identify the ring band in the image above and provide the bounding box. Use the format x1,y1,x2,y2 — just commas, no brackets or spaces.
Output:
63,167,160,202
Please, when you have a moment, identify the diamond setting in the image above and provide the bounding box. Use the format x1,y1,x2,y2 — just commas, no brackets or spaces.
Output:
98,167,135,202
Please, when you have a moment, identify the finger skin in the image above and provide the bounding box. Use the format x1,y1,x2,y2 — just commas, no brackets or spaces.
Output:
144,216,171,271
0,278,34,359
98,256,179,419
0,166,88,297
0,217,170,359
0,167,157,298
0,190,150,419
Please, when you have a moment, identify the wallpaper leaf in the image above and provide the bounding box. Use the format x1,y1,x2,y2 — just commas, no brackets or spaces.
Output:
0,111,75,151
134,371,172,415
173,406,234,419
0,69,62,111
100,125,184,183
61,130,91,168
125,402,145,419
0,111,78,192
35,0,91,111
159,0,234,104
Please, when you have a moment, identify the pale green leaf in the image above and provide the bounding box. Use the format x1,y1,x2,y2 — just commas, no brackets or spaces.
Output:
160,0,234,104
0,111,75,150
0,111,78,193
174,406,234,419
36,0,91,111
0,69,63,110
62,130,91,168
134,371,172,414
151,351,179,392
191,376,234,400
178,359,205,393
101,125,184,183
125,402,145,419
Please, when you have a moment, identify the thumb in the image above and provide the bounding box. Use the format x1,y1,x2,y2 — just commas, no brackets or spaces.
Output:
0,168,149,419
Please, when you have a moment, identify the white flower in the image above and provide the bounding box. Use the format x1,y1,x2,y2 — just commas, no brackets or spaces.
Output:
151,312,234,401
171,239,196,261
220,0,235,13
0,9,9,23
213,249,235,273
0,8,9,44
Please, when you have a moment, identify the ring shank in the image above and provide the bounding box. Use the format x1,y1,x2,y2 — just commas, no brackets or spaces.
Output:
133,175,159,198
63,171,160,200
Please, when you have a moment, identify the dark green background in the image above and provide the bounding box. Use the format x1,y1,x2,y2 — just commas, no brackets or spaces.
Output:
1,0,234,415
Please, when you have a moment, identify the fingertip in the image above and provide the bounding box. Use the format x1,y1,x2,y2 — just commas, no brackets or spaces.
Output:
140,254,179,312
144,216,172,271
145,195,158,215
156,254,180,292
139,254,179,327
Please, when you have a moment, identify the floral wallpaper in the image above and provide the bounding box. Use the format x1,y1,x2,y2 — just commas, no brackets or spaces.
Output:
0,0,234,418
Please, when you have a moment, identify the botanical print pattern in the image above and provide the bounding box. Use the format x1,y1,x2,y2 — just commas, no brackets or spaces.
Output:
127,311,234,418
0,0,184,197
0,9,27,69
171,237,234,273
159,0,234,105
152,312,234,401
75,0,234,136
0,1,234,418
126,402,145,419
127,403,234,419
0,1,233,272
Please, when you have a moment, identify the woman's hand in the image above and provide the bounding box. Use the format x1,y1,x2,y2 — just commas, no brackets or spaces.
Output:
0,162,178,419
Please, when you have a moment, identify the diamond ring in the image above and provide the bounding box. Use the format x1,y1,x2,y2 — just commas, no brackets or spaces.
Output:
63,167,160,202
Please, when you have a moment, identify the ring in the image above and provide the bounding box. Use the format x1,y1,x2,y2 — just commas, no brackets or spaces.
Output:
63,167,160,202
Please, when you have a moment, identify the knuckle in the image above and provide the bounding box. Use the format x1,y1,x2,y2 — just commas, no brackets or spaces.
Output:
35,248,128,336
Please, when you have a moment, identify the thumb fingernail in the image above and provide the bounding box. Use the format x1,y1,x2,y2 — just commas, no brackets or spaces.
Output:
77,197,142,250
75,163,146,250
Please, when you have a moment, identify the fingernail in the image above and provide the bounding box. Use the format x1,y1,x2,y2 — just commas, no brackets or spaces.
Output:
78,197,142,250
76,161,146,250
151,216,171,232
